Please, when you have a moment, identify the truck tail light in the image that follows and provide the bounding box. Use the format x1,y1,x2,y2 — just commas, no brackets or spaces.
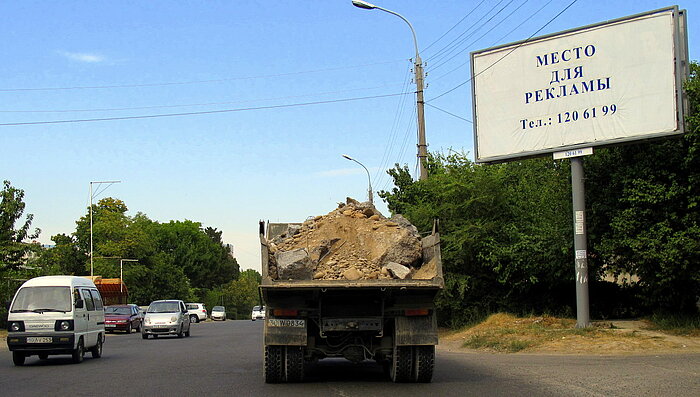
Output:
404,309,430,316
273,309,298,317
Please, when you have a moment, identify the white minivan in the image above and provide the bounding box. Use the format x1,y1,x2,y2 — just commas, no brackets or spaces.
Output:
6,276,106,366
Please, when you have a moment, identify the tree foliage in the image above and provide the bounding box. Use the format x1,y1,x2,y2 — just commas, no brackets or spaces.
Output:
585,62,700,312
0,180,40,271
381,153,574,326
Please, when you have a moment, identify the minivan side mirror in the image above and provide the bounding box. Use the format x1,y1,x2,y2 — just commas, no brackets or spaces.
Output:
75,299,84,309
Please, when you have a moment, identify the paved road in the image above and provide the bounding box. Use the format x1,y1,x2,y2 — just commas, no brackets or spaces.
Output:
1,320,698,396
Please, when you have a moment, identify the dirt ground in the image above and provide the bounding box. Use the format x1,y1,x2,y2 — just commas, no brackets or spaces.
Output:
439,314,700,355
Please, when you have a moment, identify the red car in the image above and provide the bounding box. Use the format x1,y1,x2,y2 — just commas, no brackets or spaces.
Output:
104,304,142,334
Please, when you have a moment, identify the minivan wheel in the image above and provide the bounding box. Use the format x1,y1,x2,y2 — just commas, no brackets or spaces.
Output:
12,352,26,366
142,332,148,340
190,314,198,323
72,339,85,364
90,336,103,358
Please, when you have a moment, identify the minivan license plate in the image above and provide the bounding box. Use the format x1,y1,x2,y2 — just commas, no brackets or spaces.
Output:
27,337,52,343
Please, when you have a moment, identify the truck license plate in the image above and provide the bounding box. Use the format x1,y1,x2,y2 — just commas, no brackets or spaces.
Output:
268,319,305,328
27,337,52,343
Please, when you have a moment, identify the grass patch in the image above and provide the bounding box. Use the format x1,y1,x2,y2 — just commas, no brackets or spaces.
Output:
455,313,645,353
648,313,700,336
0,330,6,339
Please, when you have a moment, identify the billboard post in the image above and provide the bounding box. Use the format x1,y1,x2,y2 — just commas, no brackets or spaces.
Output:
571,157,590,328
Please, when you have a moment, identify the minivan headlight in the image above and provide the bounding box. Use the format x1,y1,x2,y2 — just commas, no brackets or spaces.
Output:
171,316,178,323
9,321,25,332
55,320,74,331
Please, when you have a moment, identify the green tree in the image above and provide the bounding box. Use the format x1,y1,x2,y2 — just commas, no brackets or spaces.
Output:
0,180,40,271
36,234,87,275
585,62,700,313
380,152,574,326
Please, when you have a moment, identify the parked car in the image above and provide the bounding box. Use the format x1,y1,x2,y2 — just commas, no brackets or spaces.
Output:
251,305,265,321
104,304,142,334
6,276,105,366
141,300,191,339
210,306,226,321
186,302,207,323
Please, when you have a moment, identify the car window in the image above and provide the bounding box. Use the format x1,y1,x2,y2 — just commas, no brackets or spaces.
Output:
81,289,95,311
187,304,198,310
148,301,180,313
90,289,103,310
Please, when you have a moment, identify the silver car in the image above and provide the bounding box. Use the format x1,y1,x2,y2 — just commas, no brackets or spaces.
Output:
141,300,191,339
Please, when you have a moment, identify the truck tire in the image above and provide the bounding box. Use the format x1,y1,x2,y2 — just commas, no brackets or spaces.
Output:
390,346,413,383
285,346,304,382
412,345,435,383
264,345,285,383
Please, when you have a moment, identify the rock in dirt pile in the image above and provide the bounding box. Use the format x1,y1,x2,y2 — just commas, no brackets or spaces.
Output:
266,198,430,281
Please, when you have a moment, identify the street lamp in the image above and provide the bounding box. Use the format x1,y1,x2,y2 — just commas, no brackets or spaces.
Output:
90,180,121,278
342,154,373,204
120,259,138,294
352,0,428,181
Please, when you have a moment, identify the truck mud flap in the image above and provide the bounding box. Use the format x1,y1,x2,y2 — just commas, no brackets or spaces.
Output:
395,314,438,346
264,318,307,346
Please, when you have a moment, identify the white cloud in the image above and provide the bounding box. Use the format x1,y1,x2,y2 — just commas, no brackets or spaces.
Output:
58,51,105,63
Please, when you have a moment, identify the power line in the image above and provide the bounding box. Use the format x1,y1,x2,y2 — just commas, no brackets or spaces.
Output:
425,103,472,123
428,0,529,73
0,83,407,114
429,0,556,84
0,92,410,127
427,0,579,103
421,0,489,53
0,59,405,92
426,0,512,63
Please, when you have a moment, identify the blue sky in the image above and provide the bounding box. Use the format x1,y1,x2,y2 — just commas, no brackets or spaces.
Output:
1,1,696,271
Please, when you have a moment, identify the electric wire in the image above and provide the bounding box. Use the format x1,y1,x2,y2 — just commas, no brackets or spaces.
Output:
421,0,489,53
427,0,529,73
425,0,511,63
0,92,411,127
0,83,408,114
427,0,580,104
425,103,472,123
0,59,405,92
372,63,413,185
429,0,555,84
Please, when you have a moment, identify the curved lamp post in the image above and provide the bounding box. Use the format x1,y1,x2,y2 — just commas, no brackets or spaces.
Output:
352,0,428,181
342,154,373,204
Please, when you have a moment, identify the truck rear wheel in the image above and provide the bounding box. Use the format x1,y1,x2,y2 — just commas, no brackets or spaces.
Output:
390,346,413,383
285,346,304,382
264,345,285,383
412,345,435,383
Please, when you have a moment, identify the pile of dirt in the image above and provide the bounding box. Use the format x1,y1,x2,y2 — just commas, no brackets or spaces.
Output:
266,198,426,281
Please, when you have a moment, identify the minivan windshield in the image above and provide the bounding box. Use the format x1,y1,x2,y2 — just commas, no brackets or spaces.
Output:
10,286,72,313
148,301,180,313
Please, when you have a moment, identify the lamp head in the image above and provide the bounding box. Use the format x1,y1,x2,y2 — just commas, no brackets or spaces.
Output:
352,0,376,10
342,154,354,161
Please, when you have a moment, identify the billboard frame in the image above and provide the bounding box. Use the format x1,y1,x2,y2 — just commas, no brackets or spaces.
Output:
470,6,689,164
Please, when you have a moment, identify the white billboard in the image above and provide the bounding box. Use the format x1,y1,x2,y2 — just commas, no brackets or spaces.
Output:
471,7,688,163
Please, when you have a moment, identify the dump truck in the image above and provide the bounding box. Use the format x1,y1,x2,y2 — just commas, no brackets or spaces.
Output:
259,213,443,383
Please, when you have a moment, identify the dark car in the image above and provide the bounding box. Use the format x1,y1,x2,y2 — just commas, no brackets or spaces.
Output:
104,304,142,334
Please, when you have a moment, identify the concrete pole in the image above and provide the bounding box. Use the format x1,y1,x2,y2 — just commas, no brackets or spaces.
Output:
571,157,590,328
415,55,428,181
